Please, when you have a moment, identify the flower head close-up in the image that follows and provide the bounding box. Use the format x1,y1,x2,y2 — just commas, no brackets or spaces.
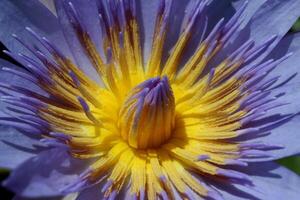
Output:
1,0,300,199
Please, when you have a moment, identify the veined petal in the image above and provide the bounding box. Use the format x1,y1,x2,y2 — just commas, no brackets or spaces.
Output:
0,59,47,98
138,0,161,62
75,184,103,200
244,112,300,161
245,0,300,45
141,0,238,63
231,0,267,26
214,0,300,66
0,126,38,169
240,33,300,161
214,162,300,200
0,60,46,170
267,32,300,85
0,0,70,57
3,148,89,198
54,0,104,84
237,0,300,62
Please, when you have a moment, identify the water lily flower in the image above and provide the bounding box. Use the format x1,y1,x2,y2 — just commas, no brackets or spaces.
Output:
1,0,300,199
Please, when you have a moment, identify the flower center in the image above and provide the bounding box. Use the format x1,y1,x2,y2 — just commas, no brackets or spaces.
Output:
118,76,175,149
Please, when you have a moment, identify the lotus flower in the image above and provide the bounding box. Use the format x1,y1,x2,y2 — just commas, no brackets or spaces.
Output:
0,0,300,199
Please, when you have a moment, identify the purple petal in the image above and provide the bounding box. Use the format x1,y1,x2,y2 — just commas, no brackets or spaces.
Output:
140,0,231,65
0,59,47,96
213,162,300,199
231,0,267,27
237,33,300,161
140,0,242,69
54,0,102,84
245,0,300,45
244,113,300,162
137,0,160,62
0,60,23,83
266,33,300,87
237,0,300,61
76,184,103,200
0,126,39,169
214,0,300,67
156,0,192,62
3,148,89,198
239,106,300,161
0,0,70,57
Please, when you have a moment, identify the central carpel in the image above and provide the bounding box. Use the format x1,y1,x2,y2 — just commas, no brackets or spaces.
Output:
118,76,175,149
